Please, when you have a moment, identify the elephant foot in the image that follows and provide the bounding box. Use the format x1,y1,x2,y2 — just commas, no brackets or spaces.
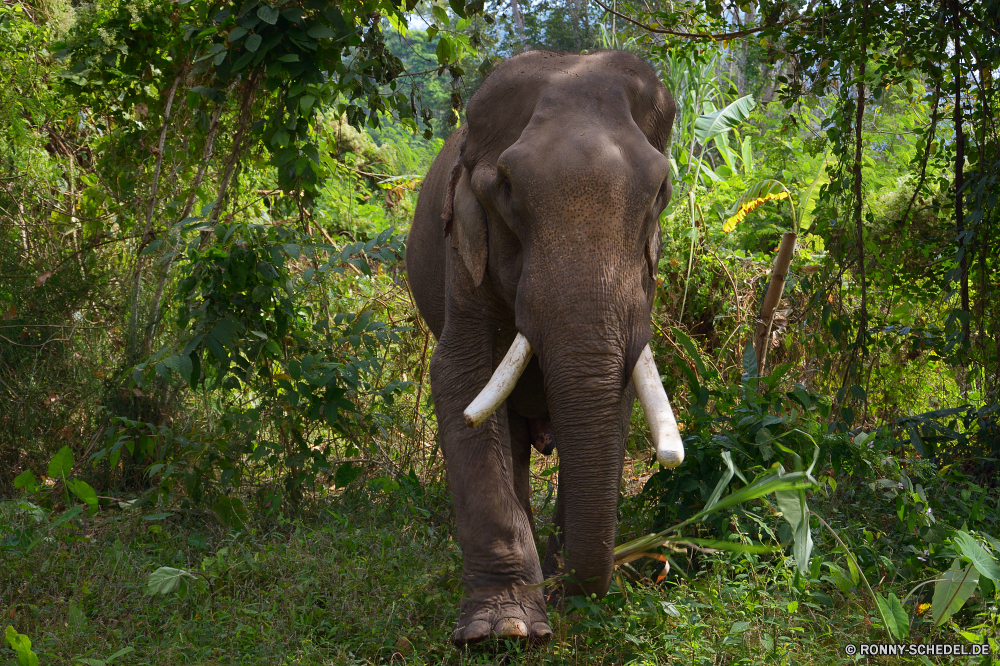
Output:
451,584,553,647
527,417,556,455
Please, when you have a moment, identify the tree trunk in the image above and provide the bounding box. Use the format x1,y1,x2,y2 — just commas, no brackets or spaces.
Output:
852,13,867,356
510,0,528,52
952,6,970,349
568,0,581,50
753,231,796,375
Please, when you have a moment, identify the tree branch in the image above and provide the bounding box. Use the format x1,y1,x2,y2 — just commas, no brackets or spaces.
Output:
591,0,807,40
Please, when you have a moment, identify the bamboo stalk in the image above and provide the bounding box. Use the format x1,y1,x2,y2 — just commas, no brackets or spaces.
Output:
753,231,796,375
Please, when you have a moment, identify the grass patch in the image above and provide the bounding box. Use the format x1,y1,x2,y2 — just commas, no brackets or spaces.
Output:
3,472,998,665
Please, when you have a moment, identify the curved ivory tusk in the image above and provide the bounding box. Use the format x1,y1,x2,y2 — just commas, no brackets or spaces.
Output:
633,344,685,468
464,333,534,428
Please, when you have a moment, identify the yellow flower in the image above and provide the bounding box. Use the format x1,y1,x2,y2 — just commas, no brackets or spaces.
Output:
917,603,931,615
723,190,790,233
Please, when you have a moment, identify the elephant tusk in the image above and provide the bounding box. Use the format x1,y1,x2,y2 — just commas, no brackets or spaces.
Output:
632,344,685,468
464,333,534,428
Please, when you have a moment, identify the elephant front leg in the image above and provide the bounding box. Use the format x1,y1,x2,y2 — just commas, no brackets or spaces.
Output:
429,340,552,646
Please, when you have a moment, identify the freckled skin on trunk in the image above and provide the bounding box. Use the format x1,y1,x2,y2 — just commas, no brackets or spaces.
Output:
406,50,676,646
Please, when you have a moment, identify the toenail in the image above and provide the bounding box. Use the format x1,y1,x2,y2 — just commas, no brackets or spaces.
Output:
493,618,528,637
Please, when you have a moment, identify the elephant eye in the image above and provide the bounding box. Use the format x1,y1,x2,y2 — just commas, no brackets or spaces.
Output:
655,180,670,207
495,178,515,212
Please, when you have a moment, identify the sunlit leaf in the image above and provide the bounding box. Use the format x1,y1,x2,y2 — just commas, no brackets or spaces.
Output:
694,94,756,143
932,559,980,626
146,566,197,597
875,592,909,639
48,445,74,480
952,531,1000,582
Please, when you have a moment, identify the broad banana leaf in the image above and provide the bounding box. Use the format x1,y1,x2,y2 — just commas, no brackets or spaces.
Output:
712,131,739,174
797,151,830,232
694,94,756,144
700,164,723,182
742,135,754,173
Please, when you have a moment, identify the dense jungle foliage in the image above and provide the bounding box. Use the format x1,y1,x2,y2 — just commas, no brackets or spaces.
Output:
1,0,999,662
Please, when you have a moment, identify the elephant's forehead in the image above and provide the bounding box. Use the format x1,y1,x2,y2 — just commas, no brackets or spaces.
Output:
464,51,674,169
500,120,666,209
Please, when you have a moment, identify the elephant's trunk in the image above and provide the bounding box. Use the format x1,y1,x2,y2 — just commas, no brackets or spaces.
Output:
541,347,632,598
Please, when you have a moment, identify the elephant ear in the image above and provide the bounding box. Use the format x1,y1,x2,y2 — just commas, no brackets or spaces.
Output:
442,160,488,287
645,224,662,280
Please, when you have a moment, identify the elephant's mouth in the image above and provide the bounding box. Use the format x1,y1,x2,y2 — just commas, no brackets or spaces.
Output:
462,333,685,467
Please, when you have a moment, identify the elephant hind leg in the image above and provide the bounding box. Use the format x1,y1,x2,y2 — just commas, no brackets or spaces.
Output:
507,408,535,533
527,416,556,455
450,584,553,647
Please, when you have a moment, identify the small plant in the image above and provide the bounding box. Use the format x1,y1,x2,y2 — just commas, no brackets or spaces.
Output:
4,626,38,666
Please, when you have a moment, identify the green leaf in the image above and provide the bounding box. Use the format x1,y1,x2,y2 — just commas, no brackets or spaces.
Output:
146,567,197,596
256,5,279,24
741,135,753,172
187,532,209,550
5,626,39,666
228,26,247,41
50,505,83,530
245,33,262,51
694,94,756,143
299,94,316,111
334,461,361,488
662,536,779,554
952,531,1000,582
931,559,980,626
48,445,74,480
730,621,751,634
797,151,829,231
142,512,173,521
704,451,736,511
776,484,813,575
14,470,37,492
68,479,99,513
431,5,449,24
306,24,335,38
875,592,909,639
615,449,819,563
741,340,757,379
104,646,135,663
436,34,453,64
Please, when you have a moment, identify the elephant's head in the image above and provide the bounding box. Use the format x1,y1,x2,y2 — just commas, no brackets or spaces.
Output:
444,51,683,597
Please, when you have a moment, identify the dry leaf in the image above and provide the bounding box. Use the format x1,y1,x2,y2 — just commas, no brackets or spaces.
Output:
35,271,53,287
394,637,413,655
3,306,16,319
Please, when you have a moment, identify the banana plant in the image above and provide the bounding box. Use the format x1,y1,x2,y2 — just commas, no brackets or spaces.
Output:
658,51,736,189
713,131,753,179
616,438,820,578
723,178,798,234
679,94,756,323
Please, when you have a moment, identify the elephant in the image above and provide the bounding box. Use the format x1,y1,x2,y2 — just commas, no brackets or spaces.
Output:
406,49,685,647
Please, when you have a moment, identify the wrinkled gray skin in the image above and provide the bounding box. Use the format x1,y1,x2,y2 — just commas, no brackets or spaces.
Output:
406,50,675,646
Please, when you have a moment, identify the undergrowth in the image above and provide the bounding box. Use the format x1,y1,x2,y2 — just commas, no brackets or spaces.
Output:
3,456,998,665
